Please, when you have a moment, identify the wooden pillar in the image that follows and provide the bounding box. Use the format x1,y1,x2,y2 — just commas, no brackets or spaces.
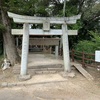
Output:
62,24,71,72
20,23,29,76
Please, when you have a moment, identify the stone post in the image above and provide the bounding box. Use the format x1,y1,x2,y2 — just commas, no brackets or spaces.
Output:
20,23,29,76
55,37,59,58
62,24,71,72
55,45,59,58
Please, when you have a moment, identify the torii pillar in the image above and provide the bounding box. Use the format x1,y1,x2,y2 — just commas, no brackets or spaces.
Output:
62,24,71,72
20,23,29,75
19,23,31,80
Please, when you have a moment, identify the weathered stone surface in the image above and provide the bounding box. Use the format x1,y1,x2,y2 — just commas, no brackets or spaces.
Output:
59,71,75,78
47,68,64,71
8,12,81,24
18,74,31,81
12,29,78,35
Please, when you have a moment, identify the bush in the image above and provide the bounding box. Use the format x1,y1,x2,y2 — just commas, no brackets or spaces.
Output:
74,31,100,54
74,40,97,53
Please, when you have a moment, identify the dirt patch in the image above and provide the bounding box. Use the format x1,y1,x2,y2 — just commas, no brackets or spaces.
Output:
0,65,100,100
0,68,18,83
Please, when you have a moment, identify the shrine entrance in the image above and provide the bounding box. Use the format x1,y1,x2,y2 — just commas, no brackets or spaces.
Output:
8,12,81,77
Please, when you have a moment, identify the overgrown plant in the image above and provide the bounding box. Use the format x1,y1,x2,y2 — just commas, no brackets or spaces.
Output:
74,31,100,54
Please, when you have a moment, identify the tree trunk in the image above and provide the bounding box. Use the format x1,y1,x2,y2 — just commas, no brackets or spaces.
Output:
0,4,20,65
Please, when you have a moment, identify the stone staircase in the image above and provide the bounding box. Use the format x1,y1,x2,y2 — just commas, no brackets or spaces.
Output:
13,64,64,75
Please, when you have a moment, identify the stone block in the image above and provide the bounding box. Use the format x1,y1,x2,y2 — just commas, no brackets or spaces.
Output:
59,71,75,78
18,74,31,81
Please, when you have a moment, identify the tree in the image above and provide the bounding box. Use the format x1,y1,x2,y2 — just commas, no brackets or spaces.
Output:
0,0,20,65
0,0,51,65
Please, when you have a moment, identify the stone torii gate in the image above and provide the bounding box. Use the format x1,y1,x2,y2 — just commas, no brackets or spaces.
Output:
8,12,81,78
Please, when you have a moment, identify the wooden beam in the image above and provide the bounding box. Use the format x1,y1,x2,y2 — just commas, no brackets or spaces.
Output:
8,12,81,24
71,62,94,81
29,38,60,46
11,29,78,35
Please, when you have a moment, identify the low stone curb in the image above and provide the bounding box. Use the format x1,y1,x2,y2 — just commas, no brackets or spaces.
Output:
0,80,67,88
13,70,64,75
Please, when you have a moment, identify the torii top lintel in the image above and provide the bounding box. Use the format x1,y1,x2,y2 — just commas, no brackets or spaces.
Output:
8,12,81,24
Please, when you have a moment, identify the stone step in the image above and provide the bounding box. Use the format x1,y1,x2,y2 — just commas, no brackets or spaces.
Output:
28,64,63,69
13,67,64,72
13,64,63,70
13,67,64,75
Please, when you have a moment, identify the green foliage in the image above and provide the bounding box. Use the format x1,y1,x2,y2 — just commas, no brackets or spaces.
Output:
65,0,78,17
83,3,100,21
74,31,100,53
74,40,96,53
8,0,36,15
1,0,99,47
36,6,48,16
68,20,82,30
81,2,100,33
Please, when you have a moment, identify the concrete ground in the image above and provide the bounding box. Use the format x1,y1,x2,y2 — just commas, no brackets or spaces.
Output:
28,53,63,67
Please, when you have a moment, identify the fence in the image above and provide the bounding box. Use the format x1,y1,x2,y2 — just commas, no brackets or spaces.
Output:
70,49,98,68
0,41,3,55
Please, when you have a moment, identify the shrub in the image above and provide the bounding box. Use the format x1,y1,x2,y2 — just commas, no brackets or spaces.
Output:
74,31,100,54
